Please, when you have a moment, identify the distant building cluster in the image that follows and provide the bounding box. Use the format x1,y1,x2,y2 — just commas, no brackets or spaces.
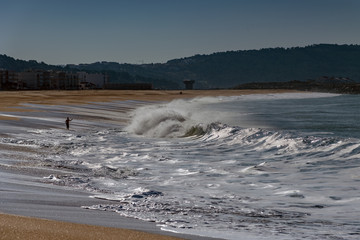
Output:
0,69,154,91
0,69,108,90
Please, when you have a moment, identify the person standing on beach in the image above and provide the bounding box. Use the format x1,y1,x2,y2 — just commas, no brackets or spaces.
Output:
65,117,72,130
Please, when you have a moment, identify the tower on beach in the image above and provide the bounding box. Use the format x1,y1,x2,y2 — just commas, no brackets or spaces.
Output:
183,79,195,90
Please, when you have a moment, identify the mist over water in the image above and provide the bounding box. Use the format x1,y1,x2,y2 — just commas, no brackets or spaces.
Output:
1,93,360,240
125,97,226,138
126,92,359,138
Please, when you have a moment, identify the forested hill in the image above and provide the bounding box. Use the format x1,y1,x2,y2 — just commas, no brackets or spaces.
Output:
130,44,360,89
0,55,61,72
1,44,360,89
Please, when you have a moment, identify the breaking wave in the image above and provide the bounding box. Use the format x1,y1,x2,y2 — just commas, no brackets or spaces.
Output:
3,93,360,240
125,97,246,138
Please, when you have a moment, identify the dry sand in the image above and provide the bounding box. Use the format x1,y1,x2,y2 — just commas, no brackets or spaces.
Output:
0,89,300,240
0,89,298,111
0,89,297,120
0,213,182,240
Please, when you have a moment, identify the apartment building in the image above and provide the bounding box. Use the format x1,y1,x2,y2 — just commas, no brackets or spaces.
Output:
0,69,22,90
0,70,107,90
77,72,107,89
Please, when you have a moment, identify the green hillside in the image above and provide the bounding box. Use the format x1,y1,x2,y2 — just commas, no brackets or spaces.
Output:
2,44,360,89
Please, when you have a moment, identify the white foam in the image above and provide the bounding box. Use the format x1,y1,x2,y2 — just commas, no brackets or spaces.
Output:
175,168,199,175
3,93,360,240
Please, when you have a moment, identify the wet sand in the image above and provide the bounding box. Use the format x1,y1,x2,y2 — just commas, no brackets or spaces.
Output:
0,213,183,240
0,89,298,112
0,89,300,240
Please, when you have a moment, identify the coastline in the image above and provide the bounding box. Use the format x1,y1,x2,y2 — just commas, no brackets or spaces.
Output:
0,89,300,240
0,89,299,111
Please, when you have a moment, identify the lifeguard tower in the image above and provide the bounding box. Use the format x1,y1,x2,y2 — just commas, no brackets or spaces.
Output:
183,79,195,90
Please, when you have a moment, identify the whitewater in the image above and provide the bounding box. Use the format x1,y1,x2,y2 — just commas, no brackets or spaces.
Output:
1,92,360,240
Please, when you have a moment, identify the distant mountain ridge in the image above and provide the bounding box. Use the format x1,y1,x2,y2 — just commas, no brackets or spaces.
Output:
0,55,61,72
1,44,360,89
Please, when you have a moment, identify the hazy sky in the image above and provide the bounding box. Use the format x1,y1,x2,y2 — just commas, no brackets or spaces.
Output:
1,0,360,65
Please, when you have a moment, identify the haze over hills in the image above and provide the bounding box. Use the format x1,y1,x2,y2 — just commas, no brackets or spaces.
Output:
1,44,360,89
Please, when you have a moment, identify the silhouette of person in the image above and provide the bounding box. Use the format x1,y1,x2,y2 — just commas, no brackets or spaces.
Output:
65,117,72,130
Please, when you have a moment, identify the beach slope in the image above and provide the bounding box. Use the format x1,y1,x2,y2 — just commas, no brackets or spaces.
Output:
0,89,299,240
0,213,183,240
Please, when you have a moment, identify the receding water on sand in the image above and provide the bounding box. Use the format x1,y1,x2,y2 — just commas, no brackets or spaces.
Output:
1,93,360,240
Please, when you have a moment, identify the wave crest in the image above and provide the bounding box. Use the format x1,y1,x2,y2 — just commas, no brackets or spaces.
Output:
126,106,187,138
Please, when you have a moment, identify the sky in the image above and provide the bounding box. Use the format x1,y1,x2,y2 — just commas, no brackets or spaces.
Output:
1,0,360,65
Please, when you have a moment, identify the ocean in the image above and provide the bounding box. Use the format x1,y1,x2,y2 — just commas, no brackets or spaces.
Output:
1,92,360,240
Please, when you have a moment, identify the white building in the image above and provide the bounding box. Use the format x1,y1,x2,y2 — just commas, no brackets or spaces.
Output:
5,70,107,90
77,72,107,89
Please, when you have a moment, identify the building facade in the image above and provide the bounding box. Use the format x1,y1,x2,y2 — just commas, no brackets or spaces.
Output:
0,70,108,90
0,69,22,90
0,69,154,91
77,72,107,89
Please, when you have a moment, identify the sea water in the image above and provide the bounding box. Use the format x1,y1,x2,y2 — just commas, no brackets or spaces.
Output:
1,92,360,240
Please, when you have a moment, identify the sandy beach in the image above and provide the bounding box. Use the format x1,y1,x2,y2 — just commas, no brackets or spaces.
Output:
0,213,183,240
0,89,300,240
0,89,298,111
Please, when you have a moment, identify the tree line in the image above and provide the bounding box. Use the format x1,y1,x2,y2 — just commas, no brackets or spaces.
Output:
1,44,360,89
